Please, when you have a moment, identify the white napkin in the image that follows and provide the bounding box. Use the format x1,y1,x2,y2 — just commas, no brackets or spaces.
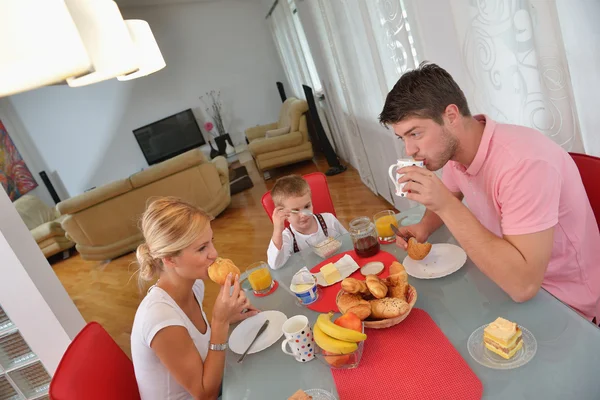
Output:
334,254,360,275
291,267,316,286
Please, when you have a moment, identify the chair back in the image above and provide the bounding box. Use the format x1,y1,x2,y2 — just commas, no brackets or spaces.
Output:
49,322,141,400
570,152,600,229
261,172,336,227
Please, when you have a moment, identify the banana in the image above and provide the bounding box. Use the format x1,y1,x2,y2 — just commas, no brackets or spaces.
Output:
316,312,367,343
313,323,358,355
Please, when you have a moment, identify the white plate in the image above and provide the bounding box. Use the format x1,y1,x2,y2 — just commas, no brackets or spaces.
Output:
467,324,537,370
402,243,467,279
228,310,287,355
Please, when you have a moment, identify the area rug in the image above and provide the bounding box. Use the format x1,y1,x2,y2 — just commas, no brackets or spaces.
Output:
230,166,253,195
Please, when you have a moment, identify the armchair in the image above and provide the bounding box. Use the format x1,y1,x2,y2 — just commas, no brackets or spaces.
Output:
245,97,314,172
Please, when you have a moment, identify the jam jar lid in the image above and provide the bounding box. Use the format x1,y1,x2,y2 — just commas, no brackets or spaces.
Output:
349,216,373,234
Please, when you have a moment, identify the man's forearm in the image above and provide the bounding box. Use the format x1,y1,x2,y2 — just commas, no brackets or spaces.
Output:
420,209,444,236
436,197,540,301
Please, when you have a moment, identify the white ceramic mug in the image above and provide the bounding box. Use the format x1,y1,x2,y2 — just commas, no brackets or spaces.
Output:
388,158,425,197
281,315,315,362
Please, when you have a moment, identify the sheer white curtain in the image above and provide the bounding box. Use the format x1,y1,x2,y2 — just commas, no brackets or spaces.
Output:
300,0,422,210
449,0,584,152
268,0,320,98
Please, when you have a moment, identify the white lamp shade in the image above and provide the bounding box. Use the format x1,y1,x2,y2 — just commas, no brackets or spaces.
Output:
117,20,166,81
65,0,139,87
0,0,92,97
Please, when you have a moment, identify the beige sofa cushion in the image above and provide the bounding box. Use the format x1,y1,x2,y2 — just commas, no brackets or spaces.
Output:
130,148,207,188
31,220,65,242
248,131,304,155
57,178,132,215
13,195,59,229
265,126,290,138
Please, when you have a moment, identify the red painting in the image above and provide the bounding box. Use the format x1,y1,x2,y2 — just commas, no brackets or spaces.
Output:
0,120,37,201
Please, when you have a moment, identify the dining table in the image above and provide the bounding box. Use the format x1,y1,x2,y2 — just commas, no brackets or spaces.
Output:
222,206,600,399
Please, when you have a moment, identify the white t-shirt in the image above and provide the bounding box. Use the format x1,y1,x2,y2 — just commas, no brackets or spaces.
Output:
131,280,211,400
267,213,348,270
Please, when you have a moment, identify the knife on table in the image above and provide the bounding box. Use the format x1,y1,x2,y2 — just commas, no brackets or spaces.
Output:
237,320,269,363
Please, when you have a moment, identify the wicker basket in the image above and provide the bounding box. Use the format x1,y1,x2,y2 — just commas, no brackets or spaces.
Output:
336,285,418,329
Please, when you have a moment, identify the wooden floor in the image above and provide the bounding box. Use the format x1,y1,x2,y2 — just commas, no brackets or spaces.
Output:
51,155,396,356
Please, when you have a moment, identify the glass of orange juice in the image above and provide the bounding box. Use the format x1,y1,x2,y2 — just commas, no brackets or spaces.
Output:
373,210,398,244
247,261,274,295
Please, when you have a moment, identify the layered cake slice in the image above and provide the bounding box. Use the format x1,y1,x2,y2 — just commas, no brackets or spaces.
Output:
483,317,523,359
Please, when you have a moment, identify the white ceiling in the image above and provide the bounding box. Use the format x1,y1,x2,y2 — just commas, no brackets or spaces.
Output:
115,0,223,8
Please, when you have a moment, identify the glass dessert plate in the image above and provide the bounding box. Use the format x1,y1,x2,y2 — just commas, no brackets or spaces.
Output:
467,324,537,370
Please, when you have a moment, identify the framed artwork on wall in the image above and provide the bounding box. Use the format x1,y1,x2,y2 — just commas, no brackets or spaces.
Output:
0,120,37,201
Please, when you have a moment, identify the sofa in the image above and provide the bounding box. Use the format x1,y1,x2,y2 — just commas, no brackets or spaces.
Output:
13,194,75,258
56,149,230,261
245,97,313,172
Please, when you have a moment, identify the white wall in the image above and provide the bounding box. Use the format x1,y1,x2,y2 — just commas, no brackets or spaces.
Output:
8,0,287,197
0,187,85,374
556,0,600,157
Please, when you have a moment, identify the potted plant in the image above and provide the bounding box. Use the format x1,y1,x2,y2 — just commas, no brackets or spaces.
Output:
201,90,232,155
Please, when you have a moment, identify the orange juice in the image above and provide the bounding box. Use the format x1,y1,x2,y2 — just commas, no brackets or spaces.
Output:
375,214,398,238
248,267,273,292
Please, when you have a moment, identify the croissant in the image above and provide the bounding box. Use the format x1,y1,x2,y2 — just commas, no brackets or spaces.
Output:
388,283,408,300
341,278,369,295
337,292,371,319
347,304,372,320
389,261,406,276
369,297,410,319
365,275,388,299
207,258,240,285
385,271,408,288
407,237,432,260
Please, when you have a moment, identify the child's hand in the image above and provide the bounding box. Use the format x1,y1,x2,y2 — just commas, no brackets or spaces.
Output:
272,206,290,233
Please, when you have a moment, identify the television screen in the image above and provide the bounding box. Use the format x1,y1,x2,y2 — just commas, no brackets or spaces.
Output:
133,109,206,165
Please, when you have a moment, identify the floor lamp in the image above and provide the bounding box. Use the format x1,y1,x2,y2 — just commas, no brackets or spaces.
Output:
303,84,347,176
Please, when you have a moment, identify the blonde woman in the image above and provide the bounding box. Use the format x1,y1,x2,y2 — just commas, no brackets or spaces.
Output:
131,197,259,400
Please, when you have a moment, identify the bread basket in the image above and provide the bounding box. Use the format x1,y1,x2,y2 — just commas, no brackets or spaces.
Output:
336,284,418,329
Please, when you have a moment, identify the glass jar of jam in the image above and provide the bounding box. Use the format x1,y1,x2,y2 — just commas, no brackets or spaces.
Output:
349,216,380,258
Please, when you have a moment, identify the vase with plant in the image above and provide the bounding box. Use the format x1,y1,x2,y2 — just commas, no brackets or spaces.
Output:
201,90,232,155
203,122,220,159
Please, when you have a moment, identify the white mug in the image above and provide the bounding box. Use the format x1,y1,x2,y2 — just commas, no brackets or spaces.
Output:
281,315,315,362
388,158,425,197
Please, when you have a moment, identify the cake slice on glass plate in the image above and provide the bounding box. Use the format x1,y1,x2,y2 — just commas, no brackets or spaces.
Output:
483,317,523,359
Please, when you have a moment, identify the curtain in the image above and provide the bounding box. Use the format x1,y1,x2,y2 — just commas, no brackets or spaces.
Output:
300,0,422,211
268,1,320,98
293,0,588,211
449,0,584,152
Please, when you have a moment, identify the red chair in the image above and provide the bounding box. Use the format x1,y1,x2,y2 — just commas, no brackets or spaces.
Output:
570,152,600,229
261,172,336,224
49,322,141,400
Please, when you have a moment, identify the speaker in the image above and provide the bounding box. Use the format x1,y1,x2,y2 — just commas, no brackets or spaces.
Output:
39,171,61,204
302,85,347,176
276,81,287,103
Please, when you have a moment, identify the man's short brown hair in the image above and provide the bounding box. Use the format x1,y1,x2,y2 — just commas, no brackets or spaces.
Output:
379,62,471,126
271,175,311,207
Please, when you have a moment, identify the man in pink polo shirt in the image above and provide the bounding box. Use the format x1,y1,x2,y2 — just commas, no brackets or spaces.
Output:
379,62,600,321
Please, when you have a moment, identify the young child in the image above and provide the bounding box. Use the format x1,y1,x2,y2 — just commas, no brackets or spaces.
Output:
267,175,348,270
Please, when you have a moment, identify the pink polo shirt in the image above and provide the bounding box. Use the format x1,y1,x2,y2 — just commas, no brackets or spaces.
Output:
442,115,600,320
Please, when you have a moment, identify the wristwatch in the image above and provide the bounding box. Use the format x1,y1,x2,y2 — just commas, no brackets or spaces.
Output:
209,342,228,351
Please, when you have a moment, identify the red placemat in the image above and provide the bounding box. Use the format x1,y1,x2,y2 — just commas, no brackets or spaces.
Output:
307,250,398,312
331,308,483,400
